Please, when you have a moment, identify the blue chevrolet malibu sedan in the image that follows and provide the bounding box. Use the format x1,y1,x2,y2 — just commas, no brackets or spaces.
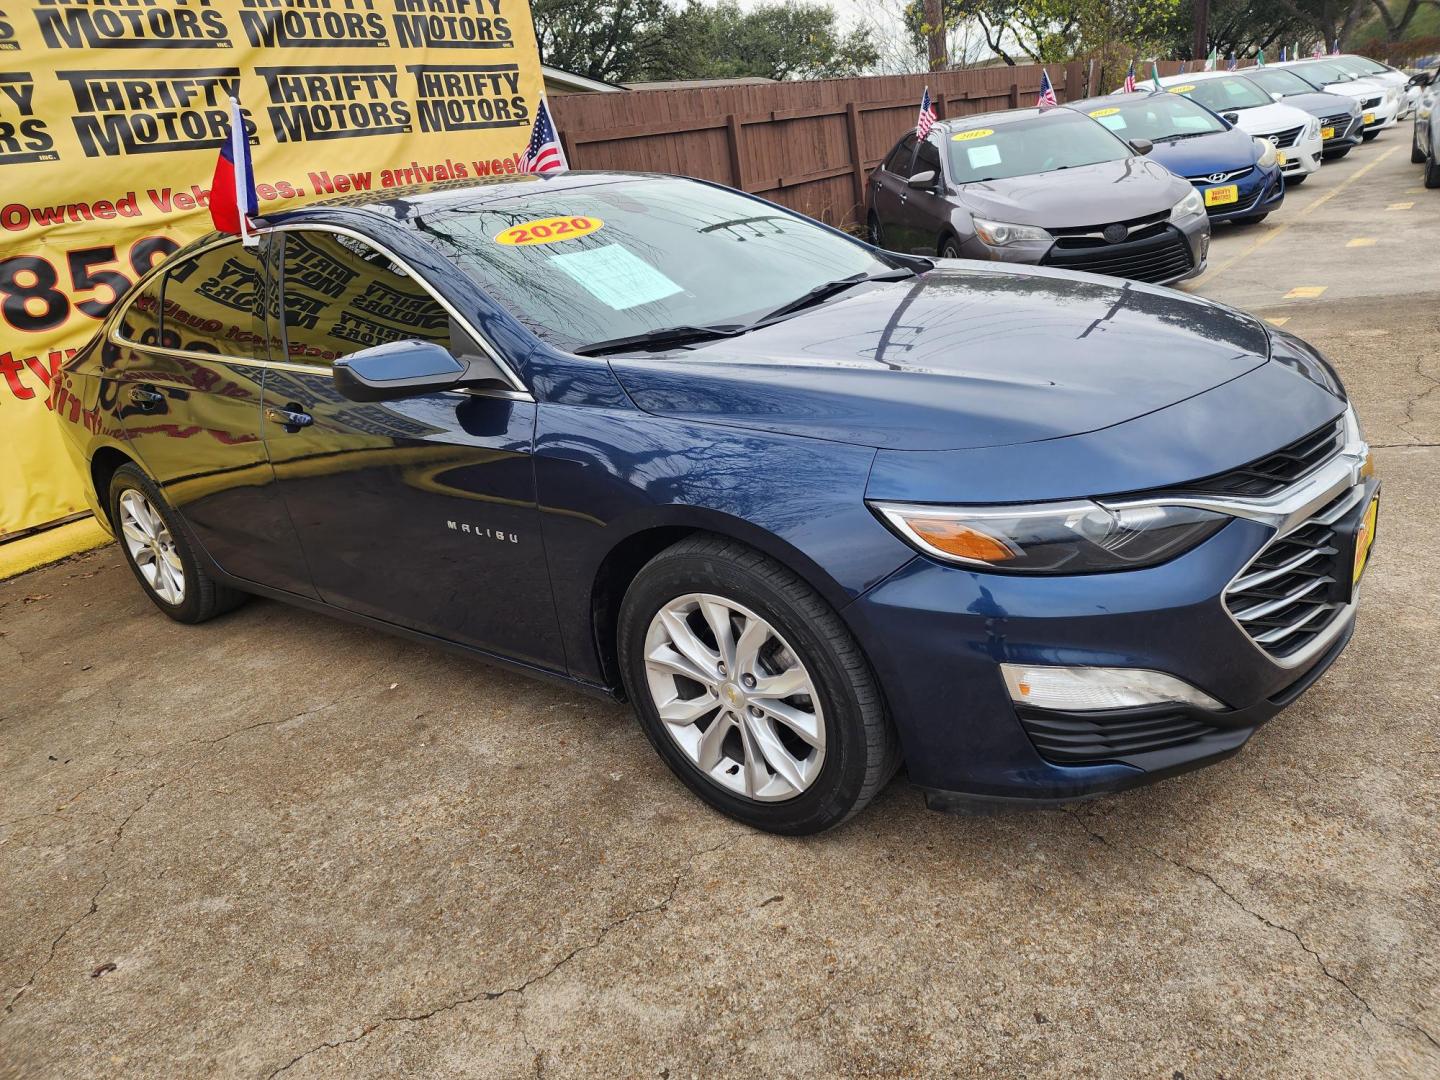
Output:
1066,91,1285,225
54,172,1378,834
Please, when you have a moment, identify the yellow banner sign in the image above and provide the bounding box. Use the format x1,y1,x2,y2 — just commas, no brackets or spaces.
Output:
0,0,545,537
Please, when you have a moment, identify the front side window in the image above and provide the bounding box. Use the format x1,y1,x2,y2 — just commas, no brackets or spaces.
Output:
945,113,1129,184
885,135,919,173
160,241,264,358
1169,76,1274,112
278,230,457,366
113,273,165,347
419,176,895,352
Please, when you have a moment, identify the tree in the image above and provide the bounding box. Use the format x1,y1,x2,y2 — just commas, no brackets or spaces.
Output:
642,2,879,82
1368,0,1440,38
531,0,670,82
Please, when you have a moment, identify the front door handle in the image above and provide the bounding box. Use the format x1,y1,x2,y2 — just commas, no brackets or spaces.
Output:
127,385,164,413
265,403,313,433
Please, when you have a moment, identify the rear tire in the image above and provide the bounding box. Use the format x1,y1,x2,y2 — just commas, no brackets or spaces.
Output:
1426,151,1440,189
618,535,900,835
108,463,247,624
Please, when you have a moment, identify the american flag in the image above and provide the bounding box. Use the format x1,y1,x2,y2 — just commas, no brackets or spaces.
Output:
1332,41,1341,55
1312,42,1324,58
915,86,937,140
1037,69,1057,107
1123,60,1137,93
522,98,567,174
1227,51,1238,71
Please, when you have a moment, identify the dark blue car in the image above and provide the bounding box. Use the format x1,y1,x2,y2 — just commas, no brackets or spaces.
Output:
55,172,1377,834
1068,91,1285,225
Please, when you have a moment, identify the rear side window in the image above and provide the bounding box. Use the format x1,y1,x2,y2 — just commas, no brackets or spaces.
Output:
158,241,265,359
114,273,164,347
885,135,918,173
278,230,457,367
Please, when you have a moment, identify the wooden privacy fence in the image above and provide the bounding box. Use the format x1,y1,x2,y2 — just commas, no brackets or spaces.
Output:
549,60,1211,231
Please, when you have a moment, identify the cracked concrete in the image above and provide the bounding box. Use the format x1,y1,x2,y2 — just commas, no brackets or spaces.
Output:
2,139,1438,1079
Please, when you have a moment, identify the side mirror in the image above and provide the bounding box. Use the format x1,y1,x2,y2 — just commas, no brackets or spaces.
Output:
1221,111,1240,126
907,170,938,190
333,339,465,402
1129,138,1154,156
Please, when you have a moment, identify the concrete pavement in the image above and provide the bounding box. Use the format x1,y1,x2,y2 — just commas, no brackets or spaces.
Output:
2,138,1438,1079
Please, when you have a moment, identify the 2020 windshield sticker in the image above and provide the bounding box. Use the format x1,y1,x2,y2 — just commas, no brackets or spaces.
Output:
548,244,684,310
495,216,604,246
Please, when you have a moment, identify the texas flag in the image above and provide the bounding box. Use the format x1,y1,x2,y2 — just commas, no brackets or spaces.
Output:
210,98,258,243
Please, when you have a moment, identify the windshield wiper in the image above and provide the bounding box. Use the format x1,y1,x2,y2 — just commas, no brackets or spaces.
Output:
1155,131,1211,141
573,323,746,357
754,268,916,325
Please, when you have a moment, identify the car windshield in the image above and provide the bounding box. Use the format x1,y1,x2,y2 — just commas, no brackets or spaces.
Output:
944,111,1130,184
1166,76,1273,111
1341,56,1390,76
1246,68,1320,97
1289,60,1356,84
1080,94,1226,140
414,177,897,352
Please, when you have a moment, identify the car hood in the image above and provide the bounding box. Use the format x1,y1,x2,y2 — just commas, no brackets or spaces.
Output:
1227,101,1314,135
1279,91,1358,117
608,264,1273,452
1146,128,1258,177
950,158,1188,227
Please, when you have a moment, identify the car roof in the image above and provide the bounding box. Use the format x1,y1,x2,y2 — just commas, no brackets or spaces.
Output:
939,107,1077,133
260,169,676,229
1066,90,1177,111
1155,71,1252,85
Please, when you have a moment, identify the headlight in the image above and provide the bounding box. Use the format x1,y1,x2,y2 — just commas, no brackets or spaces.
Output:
1304,118,1321,139
972,218,1052,246
1254,137,1278,168
870,499,1229,573
1169,187,1205,221
1269,327,1347,399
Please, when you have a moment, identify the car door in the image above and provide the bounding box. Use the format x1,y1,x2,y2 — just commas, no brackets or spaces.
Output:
106,237,314,595
258,225,563,667
894,135,951,255
869,136,914,250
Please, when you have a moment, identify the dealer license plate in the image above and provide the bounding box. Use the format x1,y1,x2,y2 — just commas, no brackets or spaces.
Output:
1205,185,1239,206
1321,126,1336,140
1363,112,1376,125
1353,494,1379,585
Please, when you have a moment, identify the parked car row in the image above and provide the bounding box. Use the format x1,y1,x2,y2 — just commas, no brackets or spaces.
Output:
867,54,1414,287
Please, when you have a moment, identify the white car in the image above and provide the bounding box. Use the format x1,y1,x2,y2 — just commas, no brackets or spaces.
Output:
1277,59,1400,139
1332,54,1421,118
1133,73,1323,182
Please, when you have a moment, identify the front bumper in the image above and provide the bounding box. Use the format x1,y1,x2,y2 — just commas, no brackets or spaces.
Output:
846,420,1373,805
1279,131,1324,176
1321,113,1366,152
1193,166,1285,224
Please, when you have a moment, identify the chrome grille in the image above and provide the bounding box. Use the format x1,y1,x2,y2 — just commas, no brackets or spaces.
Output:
1264,126,1305,148
1186,166,1254,184
1320,112,1352,130
1224,488,1362,660
1175,417,1345,498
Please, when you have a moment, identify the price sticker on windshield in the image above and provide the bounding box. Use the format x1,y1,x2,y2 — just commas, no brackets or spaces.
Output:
1168,84,1197,94
952,129,994,141
1089,107,1122,117
495,216,604,246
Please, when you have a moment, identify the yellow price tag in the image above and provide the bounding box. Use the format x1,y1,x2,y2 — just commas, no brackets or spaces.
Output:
951,129,995,141
1089,107,1122,117
1168,84,1197,94
495,216,604,246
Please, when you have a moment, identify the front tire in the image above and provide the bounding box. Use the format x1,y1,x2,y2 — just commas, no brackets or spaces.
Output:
1235,212,1269,226
109,464,247,624
1413,132,1426,164
1362,130,1380,142
1325,146,1352,161
618,535,899,835
1287,173,1307,186
1427,150,1440,189
939,236,962,259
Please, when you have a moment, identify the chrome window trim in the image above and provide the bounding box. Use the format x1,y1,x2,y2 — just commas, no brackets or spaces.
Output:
260,222,533,401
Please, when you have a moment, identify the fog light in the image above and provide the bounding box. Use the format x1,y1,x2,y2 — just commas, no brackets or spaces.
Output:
1000,664,1224,711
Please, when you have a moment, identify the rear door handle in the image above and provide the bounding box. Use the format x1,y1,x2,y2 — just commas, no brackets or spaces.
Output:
127,385,164,412
265,404,313,433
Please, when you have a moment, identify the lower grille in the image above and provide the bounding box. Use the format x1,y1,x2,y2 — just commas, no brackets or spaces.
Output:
1223,489,1361,660
1042,228,1193,284
1018,707,1220,765
1363,96,1382,110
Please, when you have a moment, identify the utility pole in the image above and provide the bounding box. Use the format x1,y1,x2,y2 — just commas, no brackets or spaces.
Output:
925,0,947,72
1192,0,1209,61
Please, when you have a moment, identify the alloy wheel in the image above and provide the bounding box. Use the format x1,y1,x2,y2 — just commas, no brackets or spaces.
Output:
642,593,825,802
118,489,186,605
